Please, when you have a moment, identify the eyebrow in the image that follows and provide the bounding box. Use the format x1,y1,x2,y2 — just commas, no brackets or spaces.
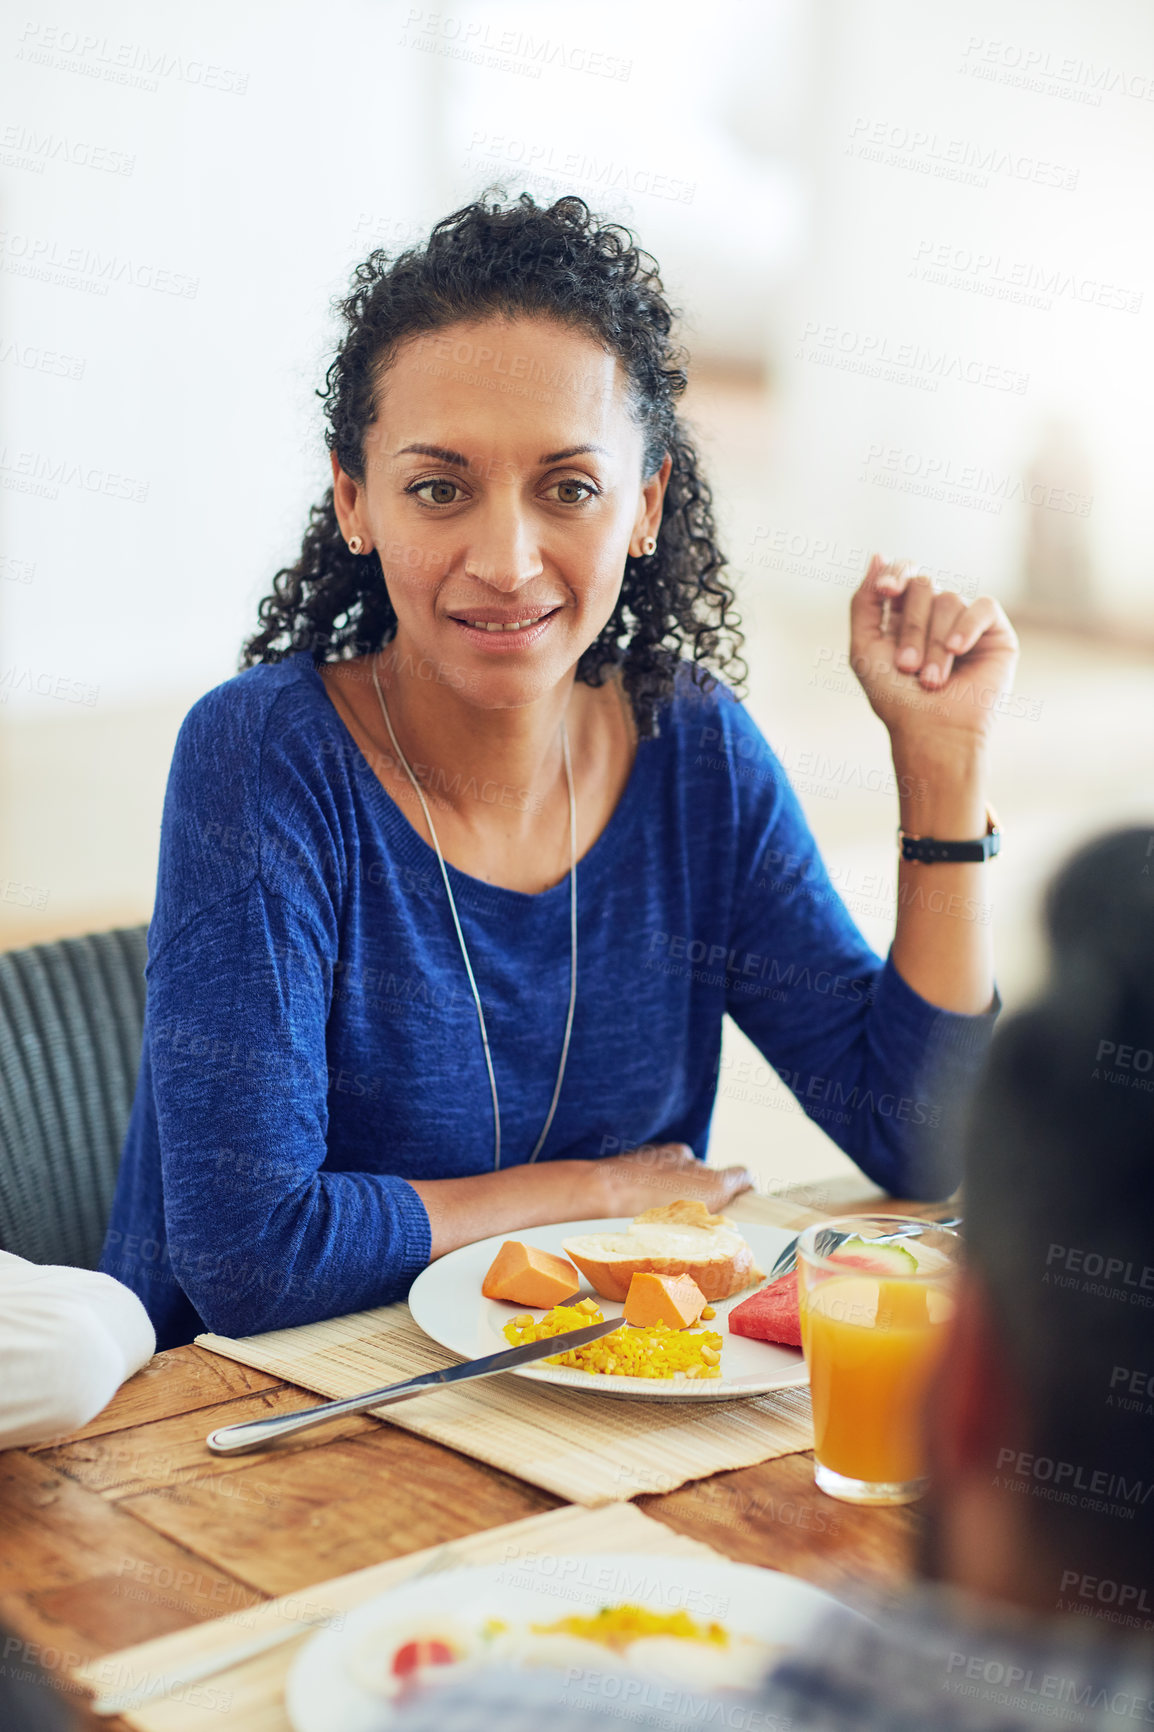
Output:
540,443,610,463
395,443,469,467
394,442,610,467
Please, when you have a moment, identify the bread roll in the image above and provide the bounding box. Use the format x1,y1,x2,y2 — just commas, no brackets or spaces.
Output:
562,1200,762,1303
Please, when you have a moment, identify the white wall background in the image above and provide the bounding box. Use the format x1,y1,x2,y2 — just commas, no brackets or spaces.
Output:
3,0,1154,1191
759,0,1154,634
4,0,1154,716
0,0,806,712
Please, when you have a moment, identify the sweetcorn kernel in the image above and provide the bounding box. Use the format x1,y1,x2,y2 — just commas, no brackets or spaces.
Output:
512,1313,534,1329
501,1305,723,1380
700,1305,716,1320
533,1606,728,1650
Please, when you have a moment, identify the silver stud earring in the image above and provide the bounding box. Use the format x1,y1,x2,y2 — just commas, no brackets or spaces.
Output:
348,535,365,555
641,535,657,557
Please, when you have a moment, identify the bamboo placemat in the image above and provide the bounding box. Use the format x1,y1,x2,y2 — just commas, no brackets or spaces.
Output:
194,1192,821,1507
71,1501,727,1731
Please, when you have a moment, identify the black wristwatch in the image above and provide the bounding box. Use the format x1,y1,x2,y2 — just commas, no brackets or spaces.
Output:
898,806,1001,864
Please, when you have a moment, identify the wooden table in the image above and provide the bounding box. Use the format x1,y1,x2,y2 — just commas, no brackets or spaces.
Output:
0,1182,947,1728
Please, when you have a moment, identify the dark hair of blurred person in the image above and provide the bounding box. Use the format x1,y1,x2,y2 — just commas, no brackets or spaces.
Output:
0,1630,78,1731
924,824,1154,1623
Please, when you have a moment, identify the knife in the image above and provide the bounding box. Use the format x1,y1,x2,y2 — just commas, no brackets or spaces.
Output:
205,1316,623,1455
86,1612,338,1717
764,1214,963,1284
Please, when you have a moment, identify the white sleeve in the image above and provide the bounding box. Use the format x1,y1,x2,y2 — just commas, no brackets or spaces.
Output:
0,1251,156,1449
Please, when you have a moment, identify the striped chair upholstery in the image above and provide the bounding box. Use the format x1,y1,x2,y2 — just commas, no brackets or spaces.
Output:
0,925,148,1268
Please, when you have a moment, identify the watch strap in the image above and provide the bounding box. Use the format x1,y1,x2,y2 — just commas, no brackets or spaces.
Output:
898,806,1001,864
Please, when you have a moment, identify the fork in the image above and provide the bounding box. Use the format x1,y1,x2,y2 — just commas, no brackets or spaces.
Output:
766,1214,962,1283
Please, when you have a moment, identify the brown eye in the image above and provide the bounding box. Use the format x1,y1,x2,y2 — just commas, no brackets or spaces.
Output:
549,479,595,504
408,477,463,506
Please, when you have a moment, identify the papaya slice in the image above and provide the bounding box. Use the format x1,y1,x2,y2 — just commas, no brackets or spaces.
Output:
481,1241,581,1308
623,1271,707,1330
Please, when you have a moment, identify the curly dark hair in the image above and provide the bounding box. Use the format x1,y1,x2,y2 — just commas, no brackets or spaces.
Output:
241,190,745,736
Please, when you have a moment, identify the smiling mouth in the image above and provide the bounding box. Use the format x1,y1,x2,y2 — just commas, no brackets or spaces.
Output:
450,607,562,633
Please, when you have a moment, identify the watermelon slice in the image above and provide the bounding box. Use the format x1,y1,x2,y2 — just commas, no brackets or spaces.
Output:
728,1271,801,1347
727,1237,919,1348
826,1235,917,1276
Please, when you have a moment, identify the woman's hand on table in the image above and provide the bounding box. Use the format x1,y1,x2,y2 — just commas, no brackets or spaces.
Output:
596,1143,754,1216
411,1147,753,1261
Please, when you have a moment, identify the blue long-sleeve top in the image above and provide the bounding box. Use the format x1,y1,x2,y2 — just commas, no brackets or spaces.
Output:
101,651,1000,1349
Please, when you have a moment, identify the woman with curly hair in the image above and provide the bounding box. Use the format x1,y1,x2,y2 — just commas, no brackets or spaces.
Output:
103,193,1015,1348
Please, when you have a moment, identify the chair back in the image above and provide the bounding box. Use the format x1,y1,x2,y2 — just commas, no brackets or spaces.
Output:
0,925,148,1268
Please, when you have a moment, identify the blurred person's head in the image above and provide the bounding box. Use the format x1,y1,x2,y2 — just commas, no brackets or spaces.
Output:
922,826,1154,1635
242,190,744,738
0,1626,78,1729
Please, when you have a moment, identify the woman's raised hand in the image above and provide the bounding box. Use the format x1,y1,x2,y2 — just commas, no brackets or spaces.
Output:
597,1143,754,1217
848,554,1020,756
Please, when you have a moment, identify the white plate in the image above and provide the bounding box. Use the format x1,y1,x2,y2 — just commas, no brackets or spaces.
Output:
407,1218,807,1401
285,1553,850,1732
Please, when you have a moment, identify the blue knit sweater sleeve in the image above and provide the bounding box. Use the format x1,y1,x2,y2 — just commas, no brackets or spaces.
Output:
140,671,431,1337
718,698,1000,1198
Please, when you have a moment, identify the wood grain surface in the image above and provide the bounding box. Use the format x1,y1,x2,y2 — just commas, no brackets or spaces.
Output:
0,1179,951,1729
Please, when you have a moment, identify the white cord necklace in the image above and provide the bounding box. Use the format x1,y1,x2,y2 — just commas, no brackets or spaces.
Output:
370,650,578,1171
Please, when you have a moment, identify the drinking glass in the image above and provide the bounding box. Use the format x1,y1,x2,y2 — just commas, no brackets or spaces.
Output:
797,1214,960,1505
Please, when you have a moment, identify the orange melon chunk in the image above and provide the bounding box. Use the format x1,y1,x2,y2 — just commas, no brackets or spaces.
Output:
481,1241,581,1308
623,1271,707,1330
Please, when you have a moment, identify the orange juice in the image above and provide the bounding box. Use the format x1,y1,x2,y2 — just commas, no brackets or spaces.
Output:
800,1273,955,1485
